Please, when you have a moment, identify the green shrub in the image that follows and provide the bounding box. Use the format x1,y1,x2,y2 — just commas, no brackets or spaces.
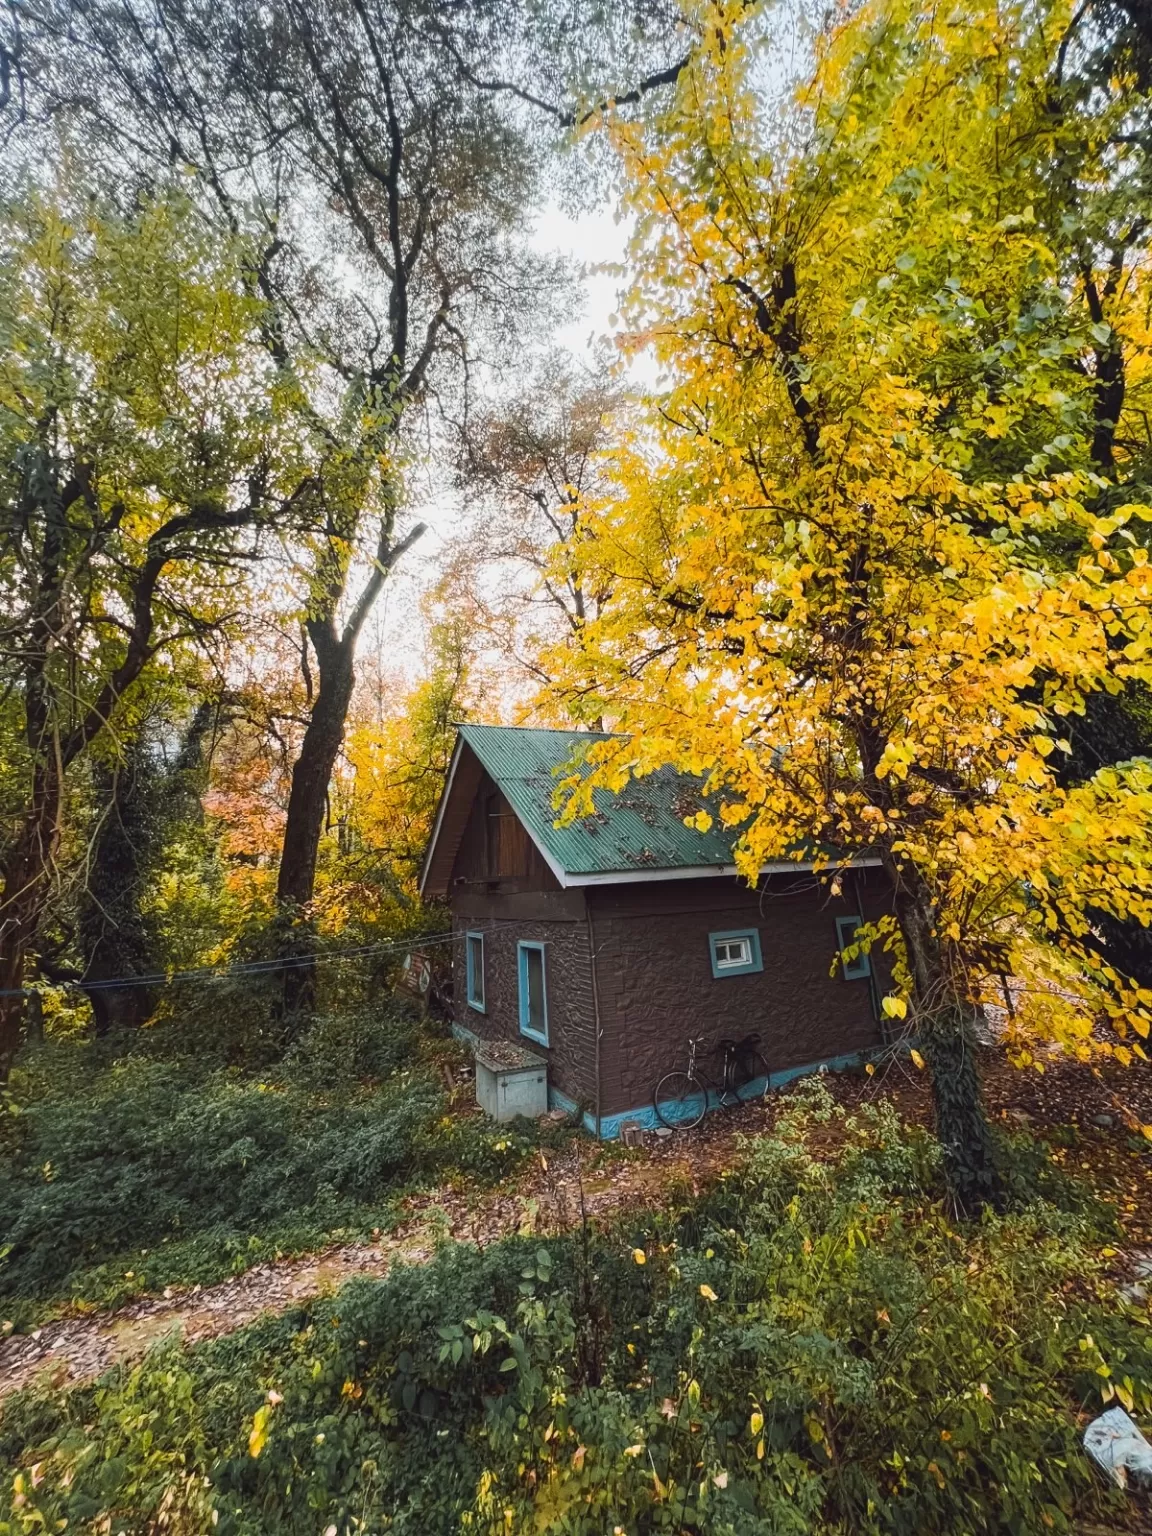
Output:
279,1006,421,1089
4,1081,1148,1535
0,1010,541,1315
0,1053,438,1297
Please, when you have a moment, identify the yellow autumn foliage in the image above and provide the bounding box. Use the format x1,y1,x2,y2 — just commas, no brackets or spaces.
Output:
545,0,1152,1101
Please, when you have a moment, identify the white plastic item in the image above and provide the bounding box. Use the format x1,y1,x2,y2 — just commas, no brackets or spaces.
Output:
1083,1407,1152,1489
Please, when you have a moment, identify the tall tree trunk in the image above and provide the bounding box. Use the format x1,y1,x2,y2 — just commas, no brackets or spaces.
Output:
1054,683,1152,988
275,624,356,1015
277,627,356,911
888,857,1002,1214
0,765,62,1073
273,516,425,1019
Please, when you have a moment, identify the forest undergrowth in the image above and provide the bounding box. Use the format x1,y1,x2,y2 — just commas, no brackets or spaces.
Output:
0,998,559,1330
3,1079,1151,1535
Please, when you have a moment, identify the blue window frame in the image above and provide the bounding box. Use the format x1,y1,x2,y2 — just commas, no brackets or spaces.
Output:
836,915,871,980
708,928,763,978
517,941,549,1044
465,931,485,1012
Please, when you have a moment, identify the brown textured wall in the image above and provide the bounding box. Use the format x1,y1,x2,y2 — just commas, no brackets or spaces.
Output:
589,871,889,1118
450,888,597,1114
449,862,892,1127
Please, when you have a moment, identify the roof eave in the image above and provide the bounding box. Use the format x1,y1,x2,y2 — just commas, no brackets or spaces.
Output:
564,856,884,887
418,733,466,900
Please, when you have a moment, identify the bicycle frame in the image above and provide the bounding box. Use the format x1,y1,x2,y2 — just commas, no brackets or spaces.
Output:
652,1033,772,1131
680,1037,742,1108
680,1036,768,1107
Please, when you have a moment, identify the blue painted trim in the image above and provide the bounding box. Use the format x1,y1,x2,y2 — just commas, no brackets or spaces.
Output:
547,1085,601,1135
517,941,549,1046
452,1020,481,1050
708,927,763,978
592,1049,876,1139
835,915,871,980
465,930,486,1012
457,1029,877,1141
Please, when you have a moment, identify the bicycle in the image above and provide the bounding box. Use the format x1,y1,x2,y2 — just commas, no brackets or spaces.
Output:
651,1032,773,1130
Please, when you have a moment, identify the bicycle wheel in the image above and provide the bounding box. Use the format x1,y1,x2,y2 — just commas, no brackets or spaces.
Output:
733,1051,773,1104
652,1071,709,1130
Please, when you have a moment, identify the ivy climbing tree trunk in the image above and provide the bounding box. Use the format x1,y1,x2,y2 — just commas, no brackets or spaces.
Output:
0,766,62,1074
77,702,220,1036
887,858,1001,1213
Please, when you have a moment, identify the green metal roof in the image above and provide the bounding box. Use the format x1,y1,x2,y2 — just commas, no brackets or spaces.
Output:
457,724,738,878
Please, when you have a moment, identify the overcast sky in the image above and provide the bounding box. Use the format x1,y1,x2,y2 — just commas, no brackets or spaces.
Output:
366,195,633,683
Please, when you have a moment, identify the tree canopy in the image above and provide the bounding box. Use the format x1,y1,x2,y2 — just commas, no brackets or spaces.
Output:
545,0,1152,1205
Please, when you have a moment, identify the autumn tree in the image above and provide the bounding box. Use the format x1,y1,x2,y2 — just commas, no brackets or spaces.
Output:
446,352,622,709
342,610,483,903
548,0,1152,1209
0,181,319,1070
8,0,706,974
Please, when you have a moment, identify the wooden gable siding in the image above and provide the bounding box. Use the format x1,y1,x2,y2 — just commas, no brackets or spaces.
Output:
422,744,483,899
450,771,561,892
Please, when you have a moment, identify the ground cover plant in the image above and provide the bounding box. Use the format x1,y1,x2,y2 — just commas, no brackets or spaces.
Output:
0,1006,544,1326
3,1081,1149,1535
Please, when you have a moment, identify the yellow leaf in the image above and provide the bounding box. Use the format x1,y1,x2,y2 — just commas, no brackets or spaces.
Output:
865,1062,876,1076
699,1284,718,1302
882,995,908,1020
632,1248,646,1265
750,1410,764,1436
910,1049,926,1070
249,1403,272,1459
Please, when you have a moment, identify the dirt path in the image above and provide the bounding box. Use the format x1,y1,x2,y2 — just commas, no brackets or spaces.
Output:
5,1049,1152,1404
0,1136,713,1402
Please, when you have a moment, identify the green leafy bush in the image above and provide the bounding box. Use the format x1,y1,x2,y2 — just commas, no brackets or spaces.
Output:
0,1011,539,1315
4,1081,1148,1535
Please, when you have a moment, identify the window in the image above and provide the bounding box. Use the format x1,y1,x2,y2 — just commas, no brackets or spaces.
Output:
836,915,871,980
517,941,549,1044
465,931,485,1012
709,928,763,978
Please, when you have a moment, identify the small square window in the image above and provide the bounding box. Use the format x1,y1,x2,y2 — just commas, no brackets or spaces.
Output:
709,928,763,978
836,916,871,981
716,938,751,967
465,932,485,1011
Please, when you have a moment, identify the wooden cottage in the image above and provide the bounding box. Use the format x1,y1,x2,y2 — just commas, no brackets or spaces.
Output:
419,724,890,1136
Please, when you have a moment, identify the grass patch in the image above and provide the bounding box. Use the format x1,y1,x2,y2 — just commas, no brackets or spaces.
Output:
3,1080,1149,1534
0,1008,555,1326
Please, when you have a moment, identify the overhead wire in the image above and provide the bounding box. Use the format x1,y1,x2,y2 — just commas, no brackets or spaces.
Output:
0,913,544,999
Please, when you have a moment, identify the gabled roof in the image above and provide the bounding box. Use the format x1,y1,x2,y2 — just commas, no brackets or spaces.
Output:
473,721,731,870
419,723,881,898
